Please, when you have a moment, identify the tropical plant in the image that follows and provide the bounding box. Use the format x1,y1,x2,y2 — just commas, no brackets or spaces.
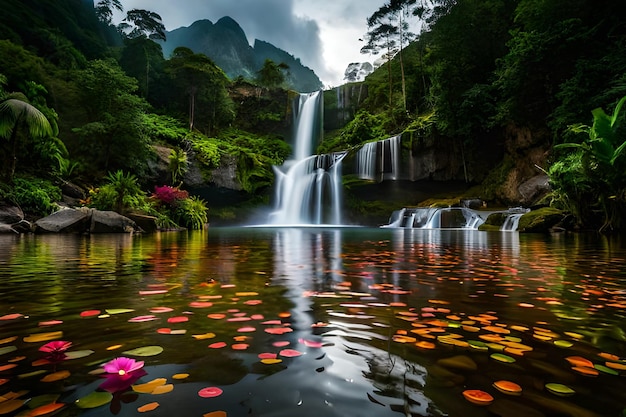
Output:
90,170,146,215
168,148,189,185
549,96,626,232
10,177,61,216
174,196,208,230
0,76,54,182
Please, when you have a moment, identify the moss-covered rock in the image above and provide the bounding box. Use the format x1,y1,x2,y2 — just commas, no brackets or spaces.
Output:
518,207,566,233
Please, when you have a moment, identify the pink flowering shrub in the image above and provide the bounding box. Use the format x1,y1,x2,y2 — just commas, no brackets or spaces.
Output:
152,185,189,206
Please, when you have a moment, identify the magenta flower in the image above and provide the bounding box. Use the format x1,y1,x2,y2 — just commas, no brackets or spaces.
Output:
103,357,144,377
39,340,72,353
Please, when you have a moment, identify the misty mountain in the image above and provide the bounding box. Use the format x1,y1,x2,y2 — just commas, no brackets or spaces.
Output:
161,17,323,92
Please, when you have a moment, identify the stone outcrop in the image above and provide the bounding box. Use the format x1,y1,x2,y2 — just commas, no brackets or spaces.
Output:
34,208,140,234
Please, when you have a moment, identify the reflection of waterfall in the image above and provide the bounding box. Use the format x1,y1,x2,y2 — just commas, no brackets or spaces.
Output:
355,135,401,181
269,91,346,225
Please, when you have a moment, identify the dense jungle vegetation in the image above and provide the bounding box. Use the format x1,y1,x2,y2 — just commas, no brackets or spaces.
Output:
1,0,625,231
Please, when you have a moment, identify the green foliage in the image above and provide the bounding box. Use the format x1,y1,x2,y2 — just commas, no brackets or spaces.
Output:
318,111,388,153
141,113,188,145
71,59,152,176
549,96,626,231
256,59,288,88
168,148,189,185
90,170,146,215
174,196,208,230
10,177,61,216
163,47,235,134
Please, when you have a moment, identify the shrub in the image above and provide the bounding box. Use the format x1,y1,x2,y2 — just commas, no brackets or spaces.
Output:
11,177,61,216
174,196,208,230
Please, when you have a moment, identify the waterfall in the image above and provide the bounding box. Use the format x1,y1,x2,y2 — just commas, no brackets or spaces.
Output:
355,135,401,181
356,141,377,180
269,91,346,226
383,207,487,229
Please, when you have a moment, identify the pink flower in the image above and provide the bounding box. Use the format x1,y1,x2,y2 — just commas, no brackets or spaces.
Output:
103,357,144,376
39,340,72,353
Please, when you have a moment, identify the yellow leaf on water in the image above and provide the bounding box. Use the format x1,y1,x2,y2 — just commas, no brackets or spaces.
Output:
151,384,173,395
132,378,167,394
23,332,63,343
172,373,189,380
41,370,71,382
204,412,227,417
192,333,216,340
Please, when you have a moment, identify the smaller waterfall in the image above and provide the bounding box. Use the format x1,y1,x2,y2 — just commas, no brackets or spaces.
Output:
355,135,401,181
383,207,529,231
500,208,530,232
356,141,377,180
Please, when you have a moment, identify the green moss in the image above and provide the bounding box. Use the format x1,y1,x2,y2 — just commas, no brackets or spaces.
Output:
518,207,565,233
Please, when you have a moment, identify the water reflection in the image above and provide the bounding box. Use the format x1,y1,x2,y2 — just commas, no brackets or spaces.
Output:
0,229,625,417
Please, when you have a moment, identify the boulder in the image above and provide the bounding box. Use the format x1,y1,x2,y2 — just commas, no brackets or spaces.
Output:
518,174,550,206
0,205,24,225
35,208,91,233
90,210,138,233
34,208,140,233
126,213,158,233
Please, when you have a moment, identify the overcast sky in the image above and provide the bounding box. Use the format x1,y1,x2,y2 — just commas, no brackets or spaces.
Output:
112,0,389,87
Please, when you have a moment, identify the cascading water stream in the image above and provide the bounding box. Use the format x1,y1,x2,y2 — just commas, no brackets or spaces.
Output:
268,91,346,226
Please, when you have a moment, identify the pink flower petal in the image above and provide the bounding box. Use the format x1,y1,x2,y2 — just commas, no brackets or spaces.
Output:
208,342,227,349
149,307,174,314
279,349,303,358
198,387,223,398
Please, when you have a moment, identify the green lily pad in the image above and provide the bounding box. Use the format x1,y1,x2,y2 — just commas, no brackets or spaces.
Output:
0,345,17,356
123,345,164,357
27,394,61,409
554,340,574,348
75,391,113,409
545,383,575,397
491,353,516,363
64,350,95,360
594,364,619,376
17,369,47,379
105,308,135,315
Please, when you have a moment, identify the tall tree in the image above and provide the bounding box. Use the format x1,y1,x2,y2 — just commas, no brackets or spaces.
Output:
119,9,166,42
71,59,151,176
164,47,234,134
0,75,54,182
94,0,124,25
362,1,414,110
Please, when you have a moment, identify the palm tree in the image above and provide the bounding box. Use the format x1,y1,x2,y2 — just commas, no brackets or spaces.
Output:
0,86,53,183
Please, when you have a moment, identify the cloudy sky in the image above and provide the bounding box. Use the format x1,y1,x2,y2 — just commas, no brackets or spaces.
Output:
112,0,389,87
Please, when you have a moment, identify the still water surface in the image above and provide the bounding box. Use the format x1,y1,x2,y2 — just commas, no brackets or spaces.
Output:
0,228,625,417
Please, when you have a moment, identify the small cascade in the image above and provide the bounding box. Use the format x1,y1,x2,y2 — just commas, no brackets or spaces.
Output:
383,207,530,231
355,135,401,181
383,207,487,229
500,208,530,232
269,91,346,226
356,141,377,180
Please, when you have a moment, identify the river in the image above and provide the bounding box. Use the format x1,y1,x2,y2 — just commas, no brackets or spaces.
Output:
0,228,624,417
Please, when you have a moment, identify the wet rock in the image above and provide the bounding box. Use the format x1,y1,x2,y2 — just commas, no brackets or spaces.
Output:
34,208,139,234
90,210,138,233
126,213,158,233
35,208,90,233
0,205,23,224
518,174,550,206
